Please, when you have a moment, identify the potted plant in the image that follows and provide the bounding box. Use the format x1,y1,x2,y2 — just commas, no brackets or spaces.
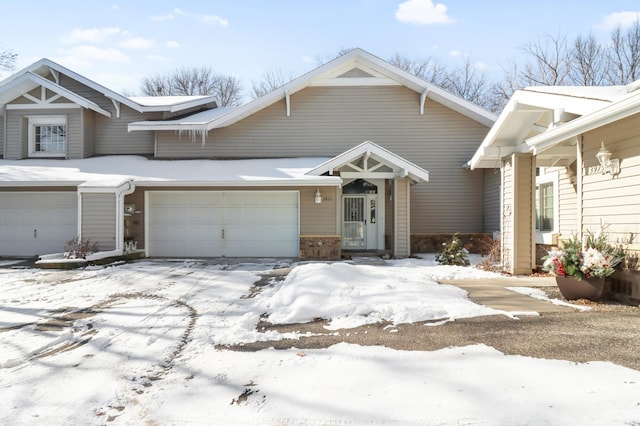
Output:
542,230,625,301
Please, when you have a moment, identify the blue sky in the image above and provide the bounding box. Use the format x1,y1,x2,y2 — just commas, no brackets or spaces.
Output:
2,0,640,97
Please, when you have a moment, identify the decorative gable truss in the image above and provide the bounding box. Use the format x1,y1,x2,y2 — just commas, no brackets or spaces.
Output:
2,72,111,117
307,141,430,183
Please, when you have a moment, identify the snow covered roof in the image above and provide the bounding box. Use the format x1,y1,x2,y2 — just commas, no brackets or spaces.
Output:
127,107,233,130
0,156,341,189
469,80,640,169
0,58,217,114
128,48,496,134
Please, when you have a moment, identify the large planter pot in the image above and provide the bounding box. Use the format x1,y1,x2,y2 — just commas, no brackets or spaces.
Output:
555,276,606,301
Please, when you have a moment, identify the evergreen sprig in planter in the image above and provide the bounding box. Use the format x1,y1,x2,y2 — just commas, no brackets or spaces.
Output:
542,230,625,301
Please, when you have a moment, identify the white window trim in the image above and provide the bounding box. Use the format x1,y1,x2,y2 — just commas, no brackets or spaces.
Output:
535,167,559,244
27,115,67,158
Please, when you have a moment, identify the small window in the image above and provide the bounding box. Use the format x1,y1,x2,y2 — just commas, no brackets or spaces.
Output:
28,116,67,157
536,182,554,231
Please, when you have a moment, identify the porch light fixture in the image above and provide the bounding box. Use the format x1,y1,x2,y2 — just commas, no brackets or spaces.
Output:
314,188,322,204
595,142,620,176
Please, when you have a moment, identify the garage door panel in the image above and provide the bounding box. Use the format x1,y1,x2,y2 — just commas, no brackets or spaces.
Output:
0,192,78,256
148,191,298,257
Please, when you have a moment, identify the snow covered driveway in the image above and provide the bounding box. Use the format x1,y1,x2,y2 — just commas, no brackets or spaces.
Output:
1,259,639,425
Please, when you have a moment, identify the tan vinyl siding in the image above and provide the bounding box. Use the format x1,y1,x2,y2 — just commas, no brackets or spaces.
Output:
556,166,577,237
156,86,489,234
299,186,337,235
58,74,115,112
81,193,116,251
4,108,81,159
501,158,514,272
483,168,501,233
94,105,158,155
513,154,534,274
82,109,96,158
394,178,411,257
0,114,4,158
581,114,640,242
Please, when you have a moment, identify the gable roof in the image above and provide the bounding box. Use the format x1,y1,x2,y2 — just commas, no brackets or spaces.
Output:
0,71,112,117
307,141,430,183
129,48,496,134
0,58,217,114
469,83,637,169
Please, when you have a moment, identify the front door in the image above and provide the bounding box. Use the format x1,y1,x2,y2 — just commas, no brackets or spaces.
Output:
343,195,366,248
341,179,382,250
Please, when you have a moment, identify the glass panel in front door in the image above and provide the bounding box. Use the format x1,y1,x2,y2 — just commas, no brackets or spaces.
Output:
343,196,365,248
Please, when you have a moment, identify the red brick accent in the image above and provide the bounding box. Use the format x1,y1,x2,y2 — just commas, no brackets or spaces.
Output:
300,235,341,260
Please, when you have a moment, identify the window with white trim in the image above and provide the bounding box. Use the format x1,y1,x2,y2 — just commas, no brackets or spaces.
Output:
535,167,558,243
28,116,67,157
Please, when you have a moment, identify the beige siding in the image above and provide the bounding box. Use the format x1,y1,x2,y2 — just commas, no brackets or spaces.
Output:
556,166,577,237
58,74,115,112
483,168,501,233
299,186,338,235
501,158,514,272
83,109,96,158
0,114,4,158
156,86,490,234
94,105,158,155
581,114,640,244
81,193,116,251
513,154,535,274
394,178,411,257
4,108,81,159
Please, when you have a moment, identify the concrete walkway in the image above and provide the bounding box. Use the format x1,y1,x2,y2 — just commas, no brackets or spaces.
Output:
439,276,576,313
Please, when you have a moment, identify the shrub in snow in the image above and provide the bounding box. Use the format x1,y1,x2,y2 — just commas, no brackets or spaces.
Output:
64,237,99,259
435,233,470,266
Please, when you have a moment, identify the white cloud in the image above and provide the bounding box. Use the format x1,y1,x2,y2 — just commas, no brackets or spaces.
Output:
174,8,189,16
449,50,462,57
474,61,488,71
118,37,155,50
60,27,125,44
146,55,173,62
200,15,229,27
59,45,130,63
598,11,640,29
150,14,174,22
395,0,454,25
166,40,180,49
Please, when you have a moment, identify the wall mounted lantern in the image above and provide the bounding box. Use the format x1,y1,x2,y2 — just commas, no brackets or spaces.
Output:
315,188,322,204
595,142,620,176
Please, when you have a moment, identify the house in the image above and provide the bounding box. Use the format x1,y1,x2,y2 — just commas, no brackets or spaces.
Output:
470,82,640,301
0,49,497,260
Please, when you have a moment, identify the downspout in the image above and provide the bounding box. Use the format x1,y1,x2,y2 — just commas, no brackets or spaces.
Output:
115,180,136,254
576,135,583,237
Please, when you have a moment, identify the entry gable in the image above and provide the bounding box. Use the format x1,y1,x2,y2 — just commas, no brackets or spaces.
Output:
307,141,430,183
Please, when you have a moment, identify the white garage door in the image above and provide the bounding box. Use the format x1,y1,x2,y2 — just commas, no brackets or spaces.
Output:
147,191,299,257
0,192,78,257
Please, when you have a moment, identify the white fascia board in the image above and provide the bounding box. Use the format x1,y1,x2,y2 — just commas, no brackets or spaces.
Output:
134,178,343,187
527,91,640,152
0,181,84,187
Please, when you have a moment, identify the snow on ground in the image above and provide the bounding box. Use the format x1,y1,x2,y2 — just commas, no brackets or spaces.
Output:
0,259,639,425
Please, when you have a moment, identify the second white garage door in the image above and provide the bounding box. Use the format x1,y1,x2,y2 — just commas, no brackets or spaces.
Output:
147,191,299,257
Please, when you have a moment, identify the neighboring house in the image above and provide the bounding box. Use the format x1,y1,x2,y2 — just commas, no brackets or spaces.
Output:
0,49,497,260
470,82,640,300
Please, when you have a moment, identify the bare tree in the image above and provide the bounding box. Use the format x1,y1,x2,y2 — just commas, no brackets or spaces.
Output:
388,53,450,87
607,20,640,84
0,45,17,73
140,67,243,107
570,33,607,85
443,56,493,110
250,68,295,99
